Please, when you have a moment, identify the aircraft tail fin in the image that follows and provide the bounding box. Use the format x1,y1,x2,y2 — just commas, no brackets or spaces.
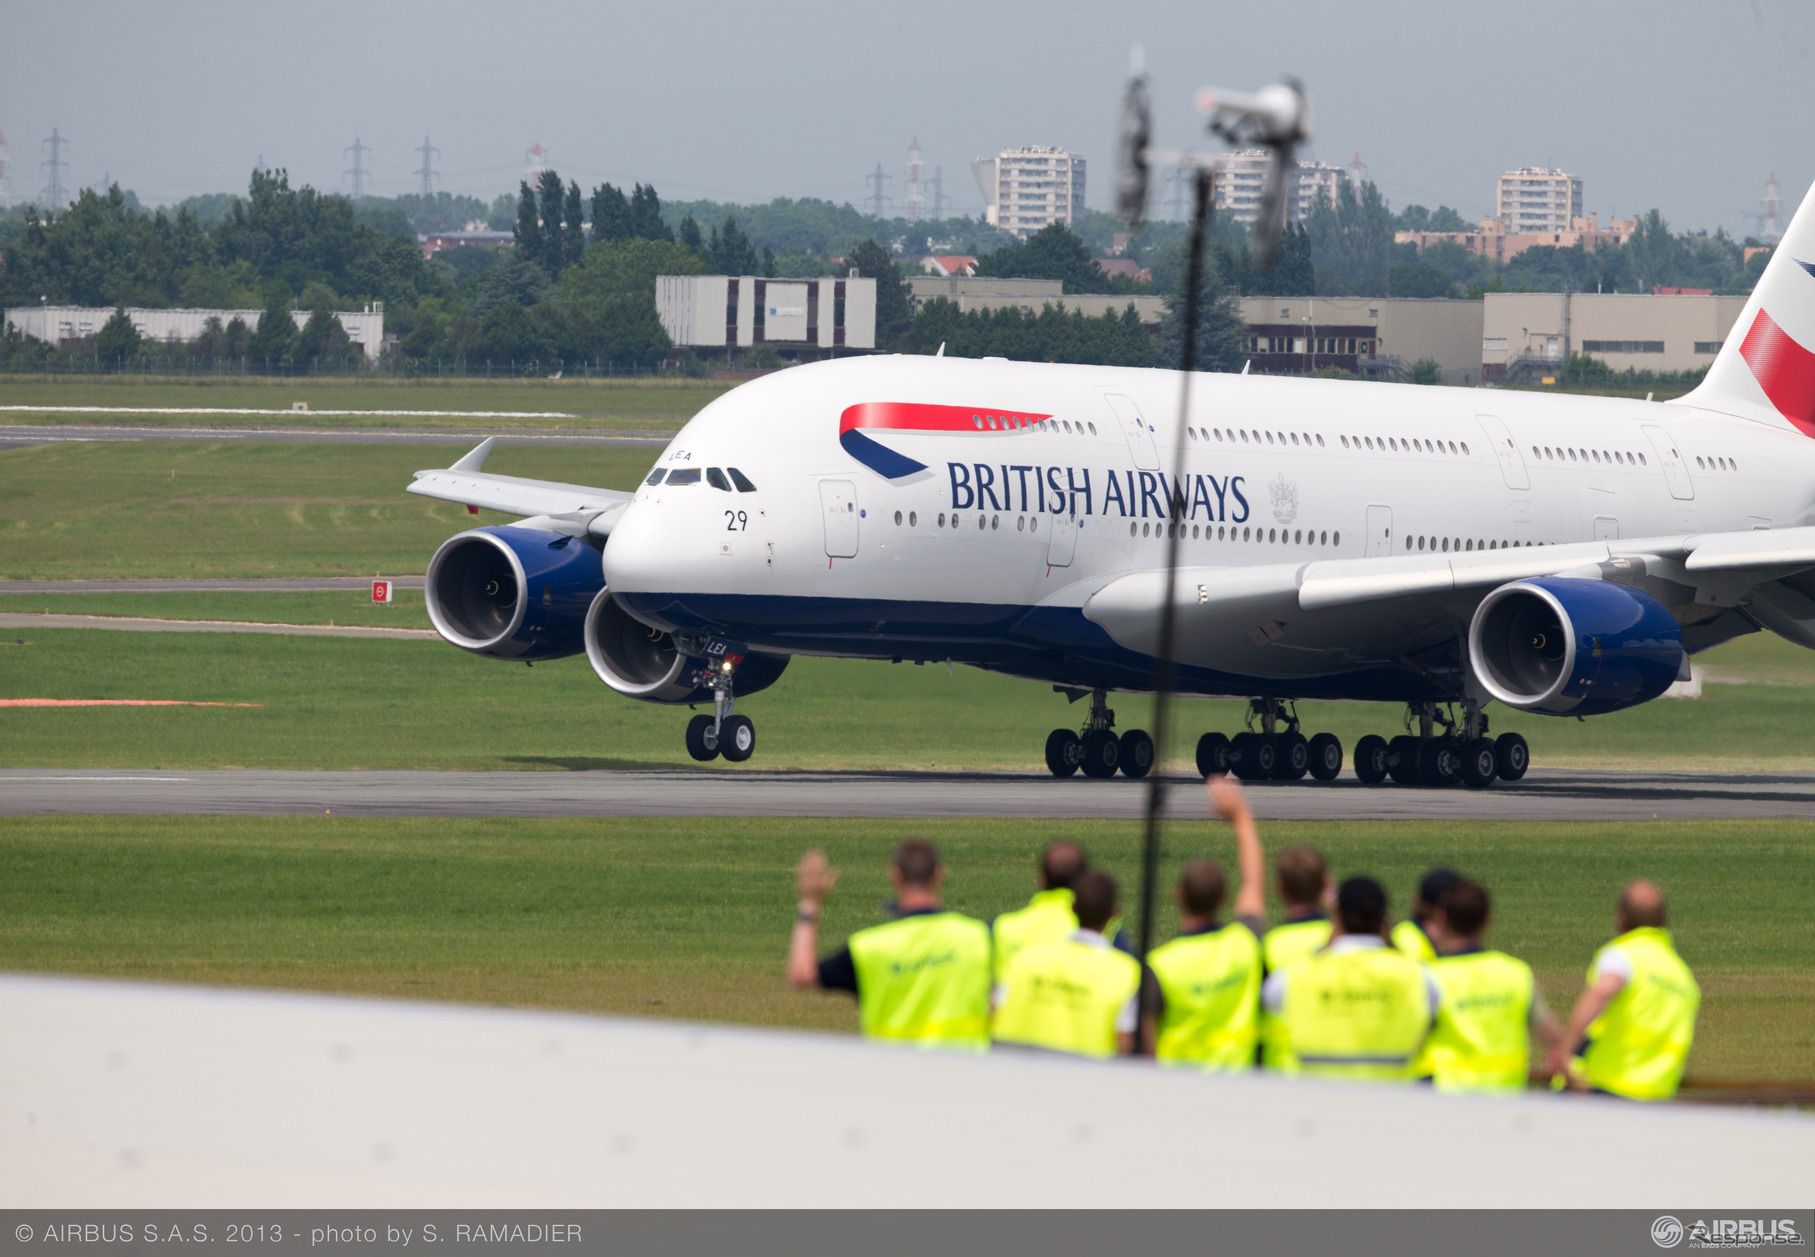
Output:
1680,179,1815,434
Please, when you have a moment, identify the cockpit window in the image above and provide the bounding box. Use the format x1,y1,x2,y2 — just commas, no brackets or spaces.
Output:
727,467,757,492
706,467,731,491
644,469,666,486
666,468,702,486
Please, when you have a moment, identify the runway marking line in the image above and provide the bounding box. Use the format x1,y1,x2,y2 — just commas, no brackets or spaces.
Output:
0,699,262,707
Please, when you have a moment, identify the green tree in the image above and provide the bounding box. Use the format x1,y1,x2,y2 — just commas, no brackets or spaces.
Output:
1159,272,1247,373
536,170,567,276
707,217,759,274
549,237,700,367
973,222,1112,293
246,288,296,363
1623,209,1679,292
1250,223,1314,297
95,306,142,362
591,184,631,243
1306,179,1394,296
1395,205,1471,233
563,181,586,270
1409,358,1442,385
841,238,912,346
678,216,703,254
295,304,357,366
1388,262,1457,298
630,184,671,242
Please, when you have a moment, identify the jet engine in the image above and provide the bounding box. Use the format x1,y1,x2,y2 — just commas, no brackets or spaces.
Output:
425,526,604,661
1467,577,1684,716
583,588,790,704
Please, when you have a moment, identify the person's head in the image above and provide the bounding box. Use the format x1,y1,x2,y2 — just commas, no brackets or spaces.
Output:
1433,879,1490,949
1334,876,1389,938
1617,880,1667,932
1039,841,1087,891
1174,859,1227,922
1412,868,1462,924
888,838,943,896
1071,869,1119,933
1275,846,1330,911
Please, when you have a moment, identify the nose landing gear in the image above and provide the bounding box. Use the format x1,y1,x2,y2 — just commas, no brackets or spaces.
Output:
683,653,756,764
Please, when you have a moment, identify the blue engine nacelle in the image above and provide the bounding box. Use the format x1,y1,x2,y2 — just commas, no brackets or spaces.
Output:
583,588,790,704
425,526,604,661
1468,577,1685,716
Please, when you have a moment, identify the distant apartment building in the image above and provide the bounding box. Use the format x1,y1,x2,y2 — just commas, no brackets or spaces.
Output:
1211,150,1350,226
1395,212,1635,265
971,147,1086,237
1497,167,1583,235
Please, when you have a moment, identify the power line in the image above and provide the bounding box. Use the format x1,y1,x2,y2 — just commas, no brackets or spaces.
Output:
864,162,892,217
344,136,371,200
414,135,441,200
40,127,68,211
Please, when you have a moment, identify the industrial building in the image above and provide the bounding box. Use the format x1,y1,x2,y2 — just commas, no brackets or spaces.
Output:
1237,296,1485,386
655,276,876,353
906,276,1167,331
971,147,1086,237
3,305,386,361
1212,151,1349,226
1480,291,1746,381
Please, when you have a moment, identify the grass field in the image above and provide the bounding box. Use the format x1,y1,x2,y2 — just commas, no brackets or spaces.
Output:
0,813,1806,1080
4,625,1815,772
0,589,431,628
0,440,655,580
0,375,729,430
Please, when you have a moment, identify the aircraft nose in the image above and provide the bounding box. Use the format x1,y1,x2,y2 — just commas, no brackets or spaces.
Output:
602,500,668,596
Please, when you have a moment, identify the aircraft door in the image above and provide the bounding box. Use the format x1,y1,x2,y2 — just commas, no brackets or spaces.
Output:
1103,394,1160,470
1475,414,1530,490
1366,504,1394,557
819,479,859,557
1643,425,1695,500
1047,511,1078,567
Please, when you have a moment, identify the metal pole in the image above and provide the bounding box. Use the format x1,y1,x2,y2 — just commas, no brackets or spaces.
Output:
1134,167,1213,1056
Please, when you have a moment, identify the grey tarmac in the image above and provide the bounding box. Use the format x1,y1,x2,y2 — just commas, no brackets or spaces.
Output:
0,423,668,448
0,577,425,593
3,766,1813,820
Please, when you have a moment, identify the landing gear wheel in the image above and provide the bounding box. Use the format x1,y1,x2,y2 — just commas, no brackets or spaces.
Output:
1308,732,1344,781
1079,729,1120,779
719,714,755,763
685,714,721,762
1417,737,1461,787
1195,732,1231,778
1386,735,1421,785
1228,732,1256,780
1495,731,1530,781
1353,734,1389,784
1460,738,1498,789
1118,729,1154,779
1045,729,1082,778
1277,731,1311,780
1240,734,1279,781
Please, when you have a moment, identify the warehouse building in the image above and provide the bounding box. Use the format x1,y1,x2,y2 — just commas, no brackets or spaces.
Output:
1237,296,1485,386
1480,292,1746,381
4,304,386,360
656,275,875,354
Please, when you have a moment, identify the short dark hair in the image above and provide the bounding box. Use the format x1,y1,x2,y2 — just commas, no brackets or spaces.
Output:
1040,841,1087,891
1417,868,1463,909
1336,876,1388,936
1071,869,1118,932
1438,879,1490,938
1178,859,1227,917
891,838,940,888
1276,846,1328,907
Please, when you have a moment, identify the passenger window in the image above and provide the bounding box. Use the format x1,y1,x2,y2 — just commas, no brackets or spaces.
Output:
667,468,702,486
644,470,666,486
727,467,758,492
706,467,731,491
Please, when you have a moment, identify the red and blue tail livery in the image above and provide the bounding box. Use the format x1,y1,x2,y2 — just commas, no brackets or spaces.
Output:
1741,309,1815,436
839,402,1052,481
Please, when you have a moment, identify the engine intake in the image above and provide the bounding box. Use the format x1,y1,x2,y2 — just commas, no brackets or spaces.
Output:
425,527,604,661
584,589,789,704
1468,577,1684,716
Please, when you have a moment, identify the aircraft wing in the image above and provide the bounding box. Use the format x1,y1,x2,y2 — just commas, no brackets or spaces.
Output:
406,437,634,538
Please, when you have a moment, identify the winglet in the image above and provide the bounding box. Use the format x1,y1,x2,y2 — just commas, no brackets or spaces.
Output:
450,437,495,473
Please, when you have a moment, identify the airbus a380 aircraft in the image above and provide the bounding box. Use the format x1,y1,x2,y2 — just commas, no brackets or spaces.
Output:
408,180,1815,790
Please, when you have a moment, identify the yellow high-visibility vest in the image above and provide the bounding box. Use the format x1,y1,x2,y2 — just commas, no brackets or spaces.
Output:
992,936,1141,1059
1392,919,1438,962
1147,924,1263,1071
1578,927,1700,1100
847,911,993,1051
992,888,1077,981
1280,945,1432,1082
1427,948,1536,1094
1259,915,1332,1070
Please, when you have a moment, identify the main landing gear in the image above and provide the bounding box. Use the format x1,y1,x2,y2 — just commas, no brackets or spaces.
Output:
684,659,755,764
1045,689,1155,780
1195,699,1344,783
1351,701,1527,790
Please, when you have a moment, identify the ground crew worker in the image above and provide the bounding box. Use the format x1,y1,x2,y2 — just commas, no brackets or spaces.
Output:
1391,867,1460,962
992,840,1087,981
1424,879,1561,1094
1262,876,1439,1082
1141,775,1268,1070
787,839,992,1051
1547,880,1700,1099
1257,845,1333,1070
992,870,1141,1059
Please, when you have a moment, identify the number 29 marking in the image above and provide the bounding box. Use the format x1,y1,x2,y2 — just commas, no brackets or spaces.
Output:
725,510,747,532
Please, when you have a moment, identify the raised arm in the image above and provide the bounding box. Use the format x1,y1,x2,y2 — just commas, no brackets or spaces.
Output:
786,849,841,990
1207,775,1266,925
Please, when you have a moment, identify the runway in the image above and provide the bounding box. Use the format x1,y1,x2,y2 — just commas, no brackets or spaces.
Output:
0,576,425,593
4,766,1813,820
0,612,434,638
0,423,668,449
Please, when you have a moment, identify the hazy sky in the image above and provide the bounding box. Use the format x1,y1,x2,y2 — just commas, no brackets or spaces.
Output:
3,0,1811,236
